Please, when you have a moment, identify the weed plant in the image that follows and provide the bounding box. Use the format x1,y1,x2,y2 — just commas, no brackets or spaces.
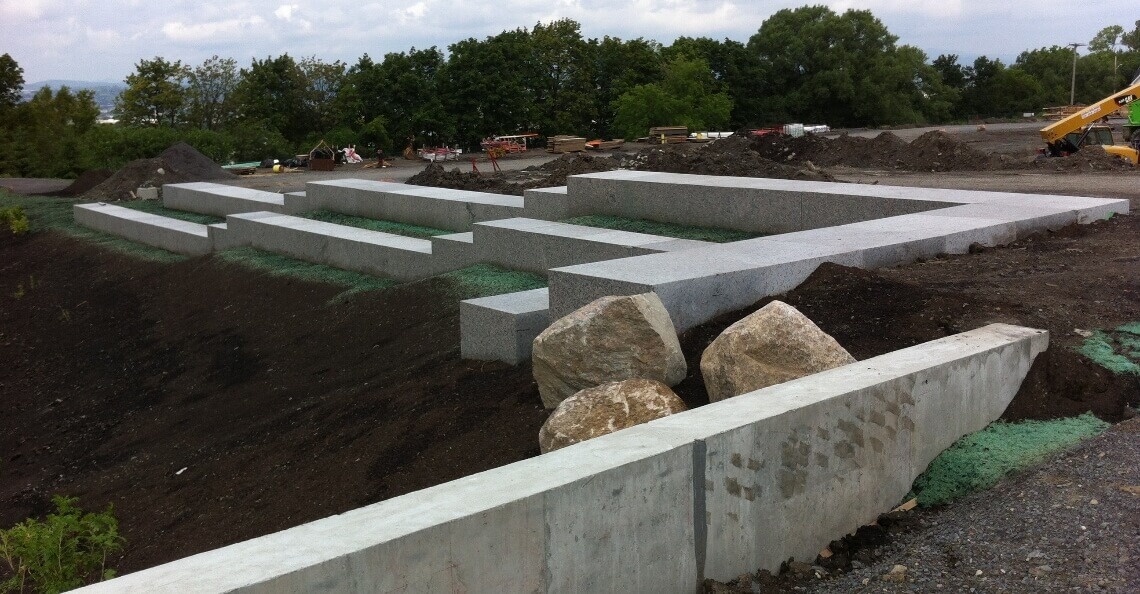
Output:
0,496,123,593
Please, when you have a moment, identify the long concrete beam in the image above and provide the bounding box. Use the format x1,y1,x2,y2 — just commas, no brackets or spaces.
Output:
74,323,1045,593
73,203,213,256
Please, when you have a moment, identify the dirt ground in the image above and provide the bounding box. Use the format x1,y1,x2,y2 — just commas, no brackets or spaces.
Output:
1,125,1138,587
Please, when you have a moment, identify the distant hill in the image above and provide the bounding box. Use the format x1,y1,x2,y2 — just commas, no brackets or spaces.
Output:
21,80,125,117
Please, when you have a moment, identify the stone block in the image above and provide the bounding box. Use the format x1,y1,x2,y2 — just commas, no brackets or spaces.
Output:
163,182,288,216
73,203,212,256
460,288,550,364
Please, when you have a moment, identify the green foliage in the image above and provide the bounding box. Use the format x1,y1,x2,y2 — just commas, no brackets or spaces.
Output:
0,496,124,593
911,414,1109,507
0,53,24,110
611,56,732,139
441,264,547,299
1089,25,1125,53
1074,323,1140,375
0,206,30,235
0,86,100,178
562,215,761,243
115,57,190,126
187,55,239,131
300,210,449,238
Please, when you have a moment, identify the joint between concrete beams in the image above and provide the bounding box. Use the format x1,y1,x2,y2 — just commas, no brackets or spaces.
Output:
693,438,708,585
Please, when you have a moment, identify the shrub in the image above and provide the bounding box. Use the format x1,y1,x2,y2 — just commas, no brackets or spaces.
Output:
0,496,124,593
0,206,29,235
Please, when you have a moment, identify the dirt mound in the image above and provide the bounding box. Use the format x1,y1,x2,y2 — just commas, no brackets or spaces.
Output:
405,163,521,194
1029,145,1137,172
621,135,834,181
43,169,113,197
81,142,235,202
753,131,999,171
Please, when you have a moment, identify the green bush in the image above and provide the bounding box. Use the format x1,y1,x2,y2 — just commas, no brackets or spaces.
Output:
0,206,29,235
0,496,124,593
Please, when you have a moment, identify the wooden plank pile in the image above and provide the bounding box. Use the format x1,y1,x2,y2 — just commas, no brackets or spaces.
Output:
585,139,626,151
548,135,588,153
648,126,689,144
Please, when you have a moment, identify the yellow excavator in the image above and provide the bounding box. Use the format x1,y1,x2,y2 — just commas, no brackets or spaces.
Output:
1039,71,1140,165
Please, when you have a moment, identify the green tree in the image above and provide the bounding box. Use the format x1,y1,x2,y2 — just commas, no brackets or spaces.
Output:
589,36,663,137
187,55,238,130
1120,20,1140,51
746,6,928,127
667,37,765,128
0,53,24,110
298,56,346,138
0,86,99,177
115,57,189,126
440,29,535,148
528,19,596,136
341,48,452,152
611,56,732,139
1089,25,1125,53
1014,46,1076,106
232,54,309,144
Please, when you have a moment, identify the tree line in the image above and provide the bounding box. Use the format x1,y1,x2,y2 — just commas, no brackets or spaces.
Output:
2,7,1140,179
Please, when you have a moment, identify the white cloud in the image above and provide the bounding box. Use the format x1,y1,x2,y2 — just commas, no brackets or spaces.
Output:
274,4,298,21
162,15,267,43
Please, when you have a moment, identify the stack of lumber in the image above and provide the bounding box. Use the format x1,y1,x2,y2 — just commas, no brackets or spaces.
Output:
649,126,689,144
548,135,588,153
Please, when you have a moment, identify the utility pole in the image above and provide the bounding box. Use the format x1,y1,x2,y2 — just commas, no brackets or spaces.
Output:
1068,42,1085,105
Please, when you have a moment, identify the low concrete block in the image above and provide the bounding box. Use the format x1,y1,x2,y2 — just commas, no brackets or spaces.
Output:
73,203,212,256
429,232,477,271
163,182,289,216
521,186,576,221
224,212,438,281
471,217,712,274
305,179,525,231
460,288,551,364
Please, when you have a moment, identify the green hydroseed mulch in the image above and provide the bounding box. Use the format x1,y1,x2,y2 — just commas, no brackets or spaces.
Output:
1074,323,1140,376
299,210,452,239
910,413,1110,507
561,214,763,243
440,264,547,299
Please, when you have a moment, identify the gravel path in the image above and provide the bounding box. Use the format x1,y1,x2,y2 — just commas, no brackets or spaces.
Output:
712,418,1140,593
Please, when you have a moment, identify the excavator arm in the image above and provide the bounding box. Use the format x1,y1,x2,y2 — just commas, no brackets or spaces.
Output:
1040,76,1140,145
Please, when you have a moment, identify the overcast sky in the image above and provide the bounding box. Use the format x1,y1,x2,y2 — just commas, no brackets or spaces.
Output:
1,0,1136,84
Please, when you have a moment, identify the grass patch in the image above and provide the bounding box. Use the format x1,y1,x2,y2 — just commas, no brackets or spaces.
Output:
562,214,763,243
910,413,1109,507
1074,322,1140,375
300,210,452,239
218,247,398,302
116,200,224,225
441,264,547,299
0,190,187,263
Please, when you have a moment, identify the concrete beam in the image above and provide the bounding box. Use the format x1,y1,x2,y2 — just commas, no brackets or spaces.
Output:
460,288,551,364
304,179,526,231
74,324,1044,593
73,203,213,256
163,182,292,216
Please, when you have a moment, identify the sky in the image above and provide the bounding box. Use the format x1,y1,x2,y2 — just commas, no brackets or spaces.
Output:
1,0,1136,84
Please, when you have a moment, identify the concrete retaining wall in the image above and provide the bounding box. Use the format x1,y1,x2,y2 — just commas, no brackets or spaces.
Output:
471,217,710,274
303,179,526,231
73,203,213,256
460,288,551,364
163,182,293,216
223,212,457,281
75,323,1045,593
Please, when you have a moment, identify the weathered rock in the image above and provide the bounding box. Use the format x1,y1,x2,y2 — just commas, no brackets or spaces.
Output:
532,292,686,409
700,300,856,402
538,379,687,453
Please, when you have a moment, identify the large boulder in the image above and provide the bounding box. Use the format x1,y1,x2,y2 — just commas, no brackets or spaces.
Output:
700,300,856,402
538,379,688,453
532,292,686,409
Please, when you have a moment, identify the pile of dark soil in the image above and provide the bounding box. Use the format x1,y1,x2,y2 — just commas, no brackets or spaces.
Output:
407,137,832,194
618,135,834,181
752,131,999,172
1030,145,1137,172
81,142,235,202
43,169,113,197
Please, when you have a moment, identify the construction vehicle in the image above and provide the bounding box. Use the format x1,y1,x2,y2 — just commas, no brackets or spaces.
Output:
1039,72,1140,165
